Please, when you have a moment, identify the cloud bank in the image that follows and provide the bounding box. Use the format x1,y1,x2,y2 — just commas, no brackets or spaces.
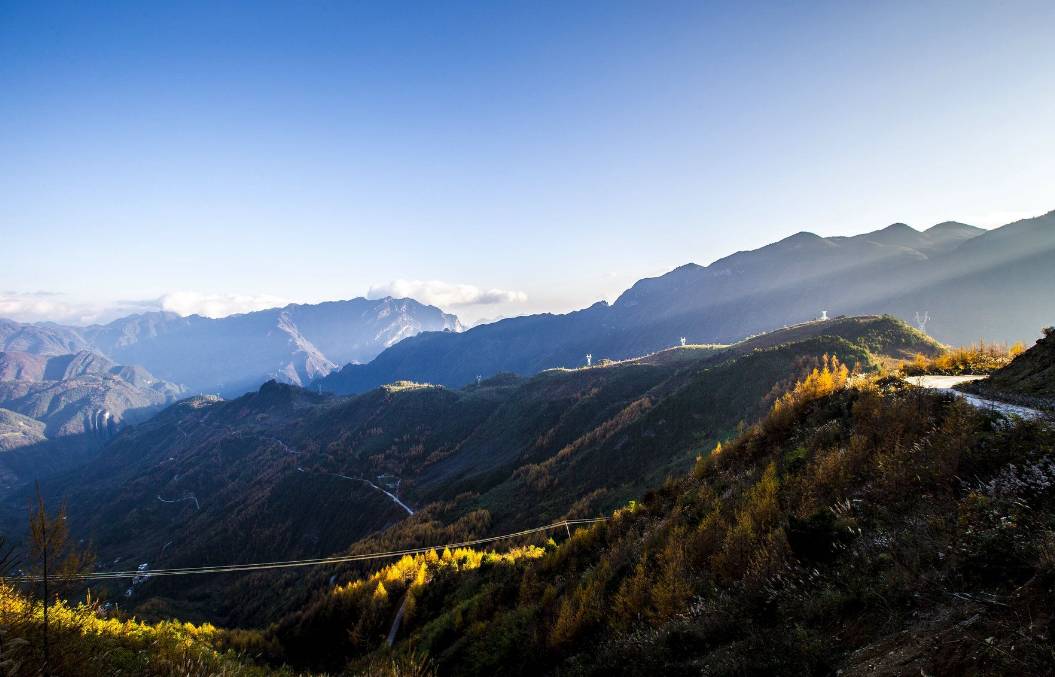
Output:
0,291,158,325
1,283,524,327
158,291,289,318
0,290,290,325
367,280,528,308
0,291,82,324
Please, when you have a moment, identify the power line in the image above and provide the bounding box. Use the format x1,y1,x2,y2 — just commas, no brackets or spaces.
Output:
11,518,608,583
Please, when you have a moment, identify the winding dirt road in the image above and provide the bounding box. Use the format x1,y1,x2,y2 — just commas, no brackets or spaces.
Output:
910,375,1046,420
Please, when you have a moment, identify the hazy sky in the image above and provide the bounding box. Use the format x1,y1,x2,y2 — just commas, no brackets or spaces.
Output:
2,1,1053,325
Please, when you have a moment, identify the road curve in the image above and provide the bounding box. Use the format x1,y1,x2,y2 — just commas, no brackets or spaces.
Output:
334,473,415,515
910,375,1046,420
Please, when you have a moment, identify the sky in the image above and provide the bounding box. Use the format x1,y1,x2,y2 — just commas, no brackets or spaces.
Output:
1,1,1053,326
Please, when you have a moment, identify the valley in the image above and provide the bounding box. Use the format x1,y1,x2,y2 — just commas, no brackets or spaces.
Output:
4,318,1051,676
12,316,940,626
1,224,1052,676
5,7,1053,673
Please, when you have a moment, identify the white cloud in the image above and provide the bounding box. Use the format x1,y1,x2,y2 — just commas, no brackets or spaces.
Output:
0,291,76,323
0,291,156,325
367,280,528,308
2,283,524,327
158,291,289,318
0,290,291,325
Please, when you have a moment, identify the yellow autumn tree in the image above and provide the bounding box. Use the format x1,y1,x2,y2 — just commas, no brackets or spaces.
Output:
766,355,850,435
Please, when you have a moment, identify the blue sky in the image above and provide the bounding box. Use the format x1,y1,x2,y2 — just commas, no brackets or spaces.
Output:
1,1,1053,325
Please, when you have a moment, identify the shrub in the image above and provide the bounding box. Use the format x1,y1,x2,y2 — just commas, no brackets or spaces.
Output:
901,341,1019,375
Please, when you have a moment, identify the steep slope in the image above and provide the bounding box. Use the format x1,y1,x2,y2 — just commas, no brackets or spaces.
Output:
320,213,1049,395
317,299,620,399
607,212,1051,348
0,350,182,439
962,326,1055,409
0,351,48,381
81,297,461,395
0,350,184,488
276,298,464,364
870,210,1055,343
267,371,1055,676
30,317,938,624
13,337,1052,676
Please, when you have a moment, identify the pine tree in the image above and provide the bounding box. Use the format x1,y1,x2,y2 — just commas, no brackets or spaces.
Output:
27,483,94,674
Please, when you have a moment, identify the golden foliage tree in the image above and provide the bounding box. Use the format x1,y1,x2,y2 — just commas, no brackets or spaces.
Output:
26,483,94,674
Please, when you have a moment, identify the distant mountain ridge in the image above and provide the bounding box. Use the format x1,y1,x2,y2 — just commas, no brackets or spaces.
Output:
0,349,182,439
320,212,1053,394
1,297,462,395
0,348,184,487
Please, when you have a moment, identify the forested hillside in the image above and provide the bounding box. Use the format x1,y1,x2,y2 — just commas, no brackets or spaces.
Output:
15,317,938,627
267,358,1055,675
5,3,1051,675
8,342,1051,676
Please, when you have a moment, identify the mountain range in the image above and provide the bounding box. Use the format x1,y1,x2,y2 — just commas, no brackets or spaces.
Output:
0,297,462,396
274,335,1055,676
319,211,1055,394
4,212,1052,405
0,349,183,488
4,213,1053,674
20,315,940,624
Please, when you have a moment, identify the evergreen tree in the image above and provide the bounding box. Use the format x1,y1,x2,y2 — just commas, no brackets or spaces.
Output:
27,483,93,674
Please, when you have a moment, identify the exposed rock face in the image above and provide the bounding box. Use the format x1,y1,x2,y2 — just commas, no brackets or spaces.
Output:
0,349,185,488
1,297,462,396
0,349,183,441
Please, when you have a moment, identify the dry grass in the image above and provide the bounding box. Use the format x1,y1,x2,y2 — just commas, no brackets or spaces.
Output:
900,340,1025,376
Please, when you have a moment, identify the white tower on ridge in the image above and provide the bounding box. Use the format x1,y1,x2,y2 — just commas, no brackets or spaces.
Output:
585,354,592,367
915,311,930,333
819,310,829,321
680,337,687,347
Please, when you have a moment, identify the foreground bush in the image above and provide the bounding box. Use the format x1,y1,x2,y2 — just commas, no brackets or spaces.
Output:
0,584,287,677
901,340,1025,375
